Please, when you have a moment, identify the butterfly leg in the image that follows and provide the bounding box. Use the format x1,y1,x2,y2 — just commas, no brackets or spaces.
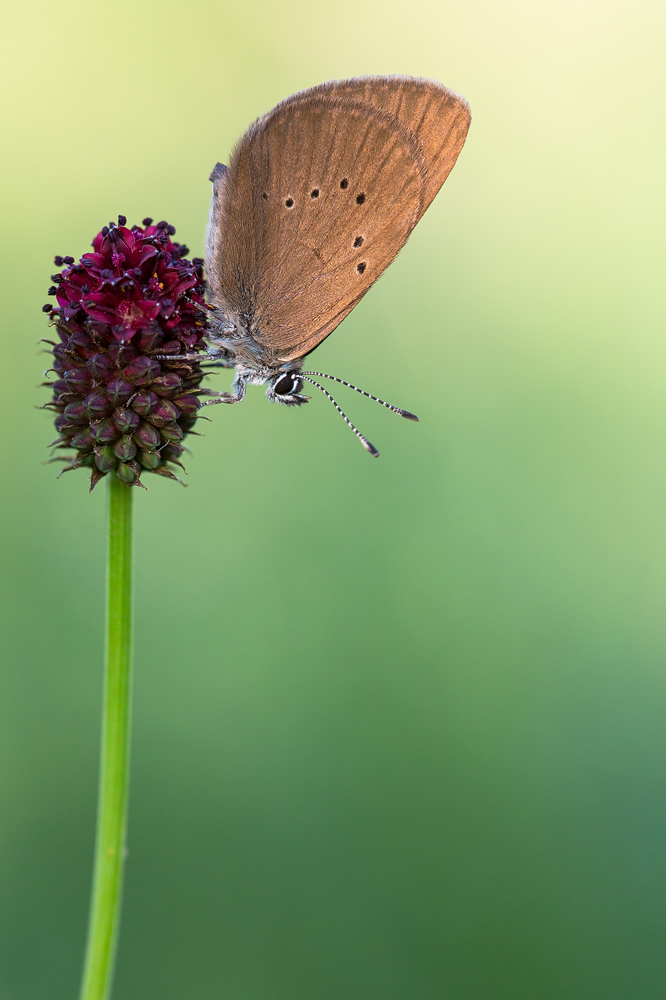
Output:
153,351,234,368
200,373,246,406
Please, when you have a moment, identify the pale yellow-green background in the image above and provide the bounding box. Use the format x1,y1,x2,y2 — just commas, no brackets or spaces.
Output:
1,0,666,997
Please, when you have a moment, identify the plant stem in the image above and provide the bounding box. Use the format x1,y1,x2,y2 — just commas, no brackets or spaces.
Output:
79,473,133,1000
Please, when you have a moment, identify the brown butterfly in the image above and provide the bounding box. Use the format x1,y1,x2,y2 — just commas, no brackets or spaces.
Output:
170,76,470,455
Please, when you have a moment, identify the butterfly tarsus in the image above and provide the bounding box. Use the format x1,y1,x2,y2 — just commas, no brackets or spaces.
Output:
152,351,234,368
201,394,240,406
199,374,247,405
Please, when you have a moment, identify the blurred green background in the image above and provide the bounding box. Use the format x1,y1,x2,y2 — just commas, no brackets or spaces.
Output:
2,0,666,997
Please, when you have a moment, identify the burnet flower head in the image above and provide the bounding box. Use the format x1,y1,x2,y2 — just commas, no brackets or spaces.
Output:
43,217,212,490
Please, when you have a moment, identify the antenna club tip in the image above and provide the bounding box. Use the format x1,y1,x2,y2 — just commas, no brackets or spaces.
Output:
400,410,419,422
363,440,380,457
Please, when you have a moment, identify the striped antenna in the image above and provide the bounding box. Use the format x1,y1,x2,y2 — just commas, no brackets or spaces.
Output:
300,371,418,421
299,375,379,456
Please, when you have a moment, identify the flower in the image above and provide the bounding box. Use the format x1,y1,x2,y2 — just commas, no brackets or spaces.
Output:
42,217,211,490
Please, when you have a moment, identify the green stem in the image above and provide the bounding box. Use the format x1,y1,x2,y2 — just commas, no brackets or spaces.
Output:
79,473,133,1000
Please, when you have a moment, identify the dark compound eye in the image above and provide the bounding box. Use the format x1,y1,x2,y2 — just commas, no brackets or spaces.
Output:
274,374,296,395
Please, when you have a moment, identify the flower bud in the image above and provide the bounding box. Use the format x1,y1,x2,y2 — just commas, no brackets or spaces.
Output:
113,408,140,433
159,423,183,443
131,391,159,416
116,462,139,484
138,451,161,470
63,401,90,426
175,394,200,417
65,369,93,393
113,435,138,462
94,417,120,443
84,391,113,420
87,353,115,381
146,400,179,427
151,373,182,396
54,414,76,434
137,329,162,353
95,446,118,473
69,332,97,358
70,427,95,451
107,377,134,406
123,356,161,385
133,421,161,451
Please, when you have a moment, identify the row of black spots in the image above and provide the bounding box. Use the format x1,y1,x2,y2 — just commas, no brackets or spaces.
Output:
260,183,365,208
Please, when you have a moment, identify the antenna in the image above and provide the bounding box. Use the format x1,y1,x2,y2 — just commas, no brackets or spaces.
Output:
300,371,418,421
299,375,379,456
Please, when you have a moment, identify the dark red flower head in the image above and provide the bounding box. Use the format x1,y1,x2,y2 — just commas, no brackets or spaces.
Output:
43,217,211,490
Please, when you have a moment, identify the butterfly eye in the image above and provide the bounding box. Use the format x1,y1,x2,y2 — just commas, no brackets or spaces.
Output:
274,374,301,395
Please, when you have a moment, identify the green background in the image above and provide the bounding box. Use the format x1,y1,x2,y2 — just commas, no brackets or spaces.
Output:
2,0,666,996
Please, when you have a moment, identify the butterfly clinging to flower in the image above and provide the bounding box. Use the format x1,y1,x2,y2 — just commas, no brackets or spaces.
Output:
164,75,471,455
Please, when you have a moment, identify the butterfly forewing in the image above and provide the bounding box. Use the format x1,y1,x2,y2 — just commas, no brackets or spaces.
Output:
275,76,471,222
208,96,426,362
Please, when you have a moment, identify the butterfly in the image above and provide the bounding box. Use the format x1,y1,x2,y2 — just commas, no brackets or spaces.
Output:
167,76,470,455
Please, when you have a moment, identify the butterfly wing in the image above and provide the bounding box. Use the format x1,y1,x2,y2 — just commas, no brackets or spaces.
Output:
277,76,471,222
207,95,427,362
207,77,470,364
